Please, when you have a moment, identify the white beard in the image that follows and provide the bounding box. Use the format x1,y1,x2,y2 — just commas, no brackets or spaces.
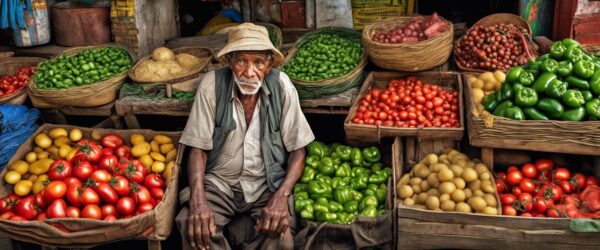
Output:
234,75,262,95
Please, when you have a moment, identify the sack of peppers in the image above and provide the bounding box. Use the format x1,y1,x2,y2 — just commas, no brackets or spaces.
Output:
481,38,600,121
293,141,392,224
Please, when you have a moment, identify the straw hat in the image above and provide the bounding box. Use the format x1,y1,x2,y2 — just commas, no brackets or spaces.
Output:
216,23,284,67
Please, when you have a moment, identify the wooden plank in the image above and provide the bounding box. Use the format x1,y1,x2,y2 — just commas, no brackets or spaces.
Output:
481,147,494,170
301,107,349,115
115,97,192,116
13,45,68,59
165,34,228,51
133,0,179,57
123,113,141,129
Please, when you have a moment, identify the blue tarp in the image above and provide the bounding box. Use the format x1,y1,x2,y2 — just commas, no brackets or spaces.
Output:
0,105,39,168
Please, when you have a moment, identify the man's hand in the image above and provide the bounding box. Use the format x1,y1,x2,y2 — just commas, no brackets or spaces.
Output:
257,191,289,238
187,197,216,250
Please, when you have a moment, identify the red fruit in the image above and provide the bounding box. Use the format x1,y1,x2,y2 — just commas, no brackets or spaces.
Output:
116,197,136,216
48,160,72,181
81,204,102,220
144,174,165,189
46,199,68,219
44,181,68,203
15,196,38,220
521,163,538,179
73,161,94,180
101,134,124,149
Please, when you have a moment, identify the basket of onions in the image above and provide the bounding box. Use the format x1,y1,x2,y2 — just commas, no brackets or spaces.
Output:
362,13,453,72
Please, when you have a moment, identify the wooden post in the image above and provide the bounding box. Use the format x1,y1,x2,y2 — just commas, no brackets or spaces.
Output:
481,147,494,170
123,113,141,129
147,240,161,250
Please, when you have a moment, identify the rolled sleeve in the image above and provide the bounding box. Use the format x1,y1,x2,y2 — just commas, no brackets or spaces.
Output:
279,73,315,152
180,71,216,150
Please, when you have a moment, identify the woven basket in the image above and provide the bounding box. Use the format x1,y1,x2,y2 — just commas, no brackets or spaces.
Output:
0,57,46,105
362,16,454,72
27,44,135,108
128,46,212,85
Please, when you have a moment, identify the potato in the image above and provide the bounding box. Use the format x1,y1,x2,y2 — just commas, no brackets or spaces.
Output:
469,180,482,191
468,196,487,212
411,184,422,194
441,200,456,211
479,172,491,180
426,196,440,210
493,70,506,83
163,61,185,76
430,163,448,173
475,163,489,174
438,169,454,182
483,194,497,208
473,190,485,197
450,165,464,177
440,182,457,194
453,178,466,190
481,180,496,194
427,174,440,188
464,189,473,200
411,164,427,177
398,173,410,186
398,185,414,199
483,81,496,92
446,150,459,159
176,53,201,69
152,47,175,62
462,168,478,182
453,158,467,168
479,72,495,84
438,155,451,165
404,198,416,206
472,88,485,104
409,177,422,186
451,189,466,202
455,202,472,213
416,167,431,179
427,189,440,197
482,207,499,215
466,161,476,169
417,193,429,204
419,181,431,192
470,78,484,89
414,205,427,210
422,154,439,166
467,75,477,85
439,193,451,202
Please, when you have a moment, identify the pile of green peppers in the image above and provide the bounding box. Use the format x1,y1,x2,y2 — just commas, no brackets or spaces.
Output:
34,47,132,89
294,141,392,224
484,38,600,121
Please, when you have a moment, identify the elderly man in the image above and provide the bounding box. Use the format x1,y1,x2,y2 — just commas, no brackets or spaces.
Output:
176,23,314,250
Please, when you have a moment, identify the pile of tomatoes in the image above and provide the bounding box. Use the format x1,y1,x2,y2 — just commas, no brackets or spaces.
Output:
351,76,460,128
0,66,35,97
0,131,172,222
496,159,600,218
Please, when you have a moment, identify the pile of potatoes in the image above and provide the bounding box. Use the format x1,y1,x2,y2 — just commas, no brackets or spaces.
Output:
396,148,499,215
467,71,506,118
133,47,203,82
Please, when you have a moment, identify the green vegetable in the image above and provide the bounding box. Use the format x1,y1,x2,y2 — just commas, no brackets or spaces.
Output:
506,66,524,83
562,38,581,48
344,200,359,213
362,147,381,163
307,141,325,158
545,79,568,99
294,184,308,194
335,145,352,161
350,148,363,167
351,174,369,190
316,212,338,222
515,87,538,107
316,175,332,185
300,204,314,219
561,107,586,121
557,61,574,78
523,107,549,120
331,177,349,189
574,60,596,79
502,106,526,120
361,206,378,218
513,83,524,93
581,90,594,102
317,157,335,175
501,82,514,100
483,93,498,111
586,98,600,119
374,188,387,204
359,196,379,211
536,98,565,119
333,187,354,204
590,70,600,95
295,199,314,213
301,167,315,183
533,72,558,93
518,71,535,86
563,89,585,108
527,61,542,77
550,41,567,60
306,155,320,168
565,46,584,63
541,58,559,74
327,201,344,213
566,76,590,90
335,162,352,178
351,167,371,177
493,100,514,117
307,181,332,197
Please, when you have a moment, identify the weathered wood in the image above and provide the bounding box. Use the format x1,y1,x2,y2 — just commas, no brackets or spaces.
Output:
115,97,192,116
147,240,161,250
404,137,458,165
13,45,68,59
301,107,349,115
166,34,228,51
533,36,553,54
133,0,179,57
123,113,141,129
481,147,494,170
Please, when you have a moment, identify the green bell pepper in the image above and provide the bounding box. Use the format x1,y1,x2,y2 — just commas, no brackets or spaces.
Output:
295,191,310,201
536,98,565,119
556,61,573,78
541,58,559,74
344,200,359,213
322,145,332,157
562,38,581,48
518,71,535,86
382,168,393,178
513,83,525,93
316,175,332,185
361,206,378,218
363,189,375,197
350,148,363,167
563,89,586,108
367,184,378,191
537,54,550,62
586,98,600,119
545,79,568,99
307,141,324,158
335,145,352,161
502,106,526,120
575,60,596,79
307,181,333,196
351,167,371,177
334,187,354,204
506,66,524,83
331,177,348,189
294,183,308,194
528,61,542,77
515,87,538,107
561,107,586,121
566,76,590,90
483,93,499,111
501,82,514,100
316,212,338,222
581,90,594,102
368,172,388,184
351,174,369,190
359,196,379,211
351,190,364,202
550,41,567,60
565,46,584,63
328,201,344,213
533,72,558,93
315,197,329,206
295,199,314,213
306,155,320,168
493,100,514,117
375,188,387,204
317,157,335,175
314,203,329,214
301,167,316,183
371,163,383,172
590,70,600,95
362,147,381,163
300,204,314,220
524,107,550,120
495,91,504,103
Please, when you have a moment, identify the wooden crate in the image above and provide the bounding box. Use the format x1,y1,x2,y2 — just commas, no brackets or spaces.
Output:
464,74,600,156
344,71,464,143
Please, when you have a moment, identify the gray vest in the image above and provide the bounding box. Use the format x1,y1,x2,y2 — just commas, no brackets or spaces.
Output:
207,68,287,192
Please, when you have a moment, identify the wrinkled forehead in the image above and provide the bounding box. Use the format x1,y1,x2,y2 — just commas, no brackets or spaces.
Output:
229,50,272,60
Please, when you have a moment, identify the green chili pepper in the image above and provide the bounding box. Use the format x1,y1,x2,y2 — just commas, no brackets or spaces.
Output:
536,98,565,119
566,76,590,90
523,107,550,120
586,98,600,119
515,87,538,107
557,61,574,78
545,79,568,99
563,89,586,108
533,72,558,93
561,107,586,121
483,93,499,111
550,41,567,60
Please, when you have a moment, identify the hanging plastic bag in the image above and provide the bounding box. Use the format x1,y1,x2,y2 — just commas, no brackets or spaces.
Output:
13,0,51,47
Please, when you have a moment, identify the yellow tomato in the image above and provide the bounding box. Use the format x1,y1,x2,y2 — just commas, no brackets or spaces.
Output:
49,128,68,139
25,152,37,163
28,175,38,182
151,161,166,173
130,134,146,145
29,159,53,175
59,145,72,159
33,147,44,154
33,175,49,194
150,141,160,153
35,133,53,149
53,136,71,147
139,154,154,171
10,160,29,175
150,152,166,162
153,135,172,144
163,161,175,181
37,151,50,160
14,180,33,196
4,171,21,184
66,148,79,161
91,130,102,141
131,142,151,158
47,146,59,159
69,128,83,142
165,149,177,162
160,143,175,155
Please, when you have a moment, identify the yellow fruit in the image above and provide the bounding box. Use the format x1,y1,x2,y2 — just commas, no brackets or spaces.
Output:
150,141,160,153
139,155,154,171
35,133,53,149
4,171,22,184
151,161,166,173
153,135,172,144
10,160,29,175
32,175,49,194
47,146,59,159
165,149,177,162
66,148,79,161
91,130,102,141
33,147,44,154
49,128,68,139
25,152,37,163
160,143,174,154
37,151,49,160
53,136,71,147
14,180,33,196
150,152,166,162
29,159,54,175
69,128,83,142
59,145,72,159
131,142,151,158
163,161,175,180
130,134,146,145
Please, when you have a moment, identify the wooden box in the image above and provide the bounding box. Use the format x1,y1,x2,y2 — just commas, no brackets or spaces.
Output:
344,71,465,142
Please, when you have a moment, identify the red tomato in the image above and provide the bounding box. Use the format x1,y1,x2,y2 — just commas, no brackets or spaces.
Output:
496,172,507,180
500,194,517,206
507,166,519,173
133,185,153,205
540,184,563,202
563,195,580,206
91,169,113,183
66,183,84,208
572,173,587,191
109,175,131,196
521,163,538,179
94,182,119,204
81,204,102,220
44,181,67,203
0,194,20,213
64,177,82,188
47,199,67,219
101,204,117,218
99,155,119,173
101,148,114,157
533,198,549,213
553,168,571,182
150,188,164,201
519,178,536,193
104,215,117,221
502,206,517,216
34,193,47,209
512,187,523,196
73,161,94,180
10,215,27,221
15,196,38,220
66,206,80,218
116,197,136,216
73,140,102,164
0,211,15,220
585,176,599,187
115,145,131,159
101,134,124,149
80,187,101,205
535,159,554,172
546,207,561,218
507,170,524,186
48,160,73,181
517,193,533,213
495,179,508,193
558,180,573,194
144,174,165,189
137,202,154,214
36,212,47,221
119,161,146,184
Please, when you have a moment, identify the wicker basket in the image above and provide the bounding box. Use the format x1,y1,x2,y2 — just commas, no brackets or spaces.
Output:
128,46,212,85
0,57,46,105
27,44,135,108
362,16,454,72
